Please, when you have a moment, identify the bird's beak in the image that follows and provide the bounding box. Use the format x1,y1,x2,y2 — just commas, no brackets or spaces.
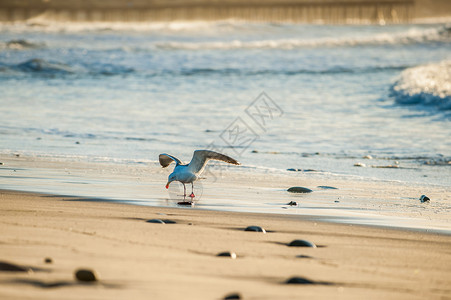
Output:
165,182,170,189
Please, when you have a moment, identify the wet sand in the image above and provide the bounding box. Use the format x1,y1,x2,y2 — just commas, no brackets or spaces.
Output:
1,189,450,299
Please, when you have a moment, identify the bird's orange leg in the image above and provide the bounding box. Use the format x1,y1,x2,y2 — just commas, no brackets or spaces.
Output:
189,182,195,199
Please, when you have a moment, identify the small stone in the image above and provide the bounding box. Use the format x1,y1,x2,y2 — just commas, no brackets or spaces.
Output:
75,269,98,282
420,195,430,203
251,150,258,153
217,252,237,259
317,186,338,190
287,168,297,172
334,200,340,203
286,276,316,284
75,141,80,144
44,258,53,264
363,155,373,159
296,255,313,259
0,162,3,165
354,162,365,167
287,201,297,206
372,165,399,168
146,219,165,224
224,293,241,299
288,239,317,248
244,226,266,233
163,219,176,224
287,187,313,193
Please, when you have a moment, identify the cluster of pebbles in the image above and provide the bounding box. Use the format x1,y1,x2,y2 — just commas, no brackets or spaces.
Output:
0,259,99,287
144,217,324,299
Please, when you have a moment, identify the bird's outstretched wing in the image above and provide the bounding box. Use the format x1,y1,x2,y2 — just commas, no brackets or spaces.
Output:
188,150,240,174
159,153,182,168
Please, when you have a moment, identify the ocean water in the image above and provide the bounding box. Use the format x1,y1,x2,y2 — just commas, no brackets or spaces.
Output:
0,21,450,192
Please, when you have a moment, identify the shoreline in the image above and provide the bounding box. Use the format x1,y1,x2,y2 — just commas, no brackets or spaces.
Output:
1,189,450,299
1,154,450,235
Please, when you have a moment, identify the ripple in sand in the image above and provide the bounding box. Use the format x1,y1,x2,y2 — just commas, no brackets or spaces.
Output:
217,252,237,259
0,261,31,272
244,226,266,233
288,239,317,248
75,269,98,282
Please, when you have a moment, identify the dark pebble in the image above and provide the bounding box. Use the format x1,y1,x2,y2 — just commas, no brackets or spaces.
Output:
0,261,30,272
217,252,237,259
44,258,53,264
224,293,242,299
420,195,430,203
317,186,338,190
163,219,176,224
288,239,317,248
286,276,316,284
287,168,301,172
251,150,258,153
146,219,165,224
296,255,313,259
244,226,266,233
75,269,98,282
287,201,297,206
334,200,340,203
75,141,80,144
287,187,313,193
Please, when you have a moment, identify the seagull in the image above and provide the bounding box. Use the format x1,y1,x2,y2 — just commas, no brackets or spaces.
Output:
159,150,240,203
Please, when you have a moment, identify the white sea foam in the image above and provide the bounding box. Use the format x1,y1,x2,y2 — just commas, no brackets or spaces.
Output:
0,19,246,33
155,26,451,50
391,60,451,110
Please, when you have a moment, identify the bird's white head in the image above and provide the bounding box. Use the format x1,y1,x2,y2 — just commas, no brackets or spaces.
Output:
166,173,177,189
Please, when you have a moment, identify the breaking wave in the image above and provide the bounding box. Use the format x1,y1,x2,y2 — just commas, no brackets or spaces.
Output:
390,60,451,111
155,25,451,50
0,58,410,77
0,39,45,50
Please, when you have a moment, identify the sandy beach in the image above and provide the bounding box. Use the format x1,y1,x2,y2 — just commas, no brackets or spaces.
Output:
1,189,450,299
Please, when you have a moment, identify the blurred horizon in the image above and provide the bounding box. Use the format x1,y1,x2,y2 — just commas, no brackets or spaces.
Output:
0,0,450,24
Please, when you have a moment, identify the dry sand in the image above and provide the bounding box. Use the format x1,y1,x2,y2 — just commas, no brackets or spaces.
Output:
0,189,450,299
